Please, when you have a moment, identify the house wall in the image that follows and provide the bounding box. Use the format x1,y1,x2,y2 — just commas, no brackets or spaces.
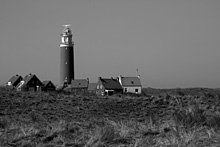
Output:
123,86,142,94
28,87,36,92
25,86,41,92
46,87,56,91
21,85,37,92
88,90,96,93
96,80,105,95
42,86,55,92
27,83,40,89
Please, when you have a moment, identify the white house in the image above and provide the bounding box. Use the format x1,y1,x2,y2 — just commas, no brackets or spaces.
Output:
118,75,142,94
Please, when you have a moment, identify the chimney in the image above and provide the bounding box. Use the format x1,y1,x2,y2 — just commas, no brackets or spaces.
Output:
136,69,140,79
118,75,122,85
87,78,89,85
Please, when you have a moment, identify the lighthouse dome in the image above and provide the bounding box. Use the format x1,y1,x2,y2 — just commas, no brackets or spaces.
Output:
62,28,72,35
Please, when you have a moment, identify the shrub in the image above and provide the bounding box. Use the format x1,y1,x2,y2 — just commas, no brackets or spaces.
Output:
0,117,10,131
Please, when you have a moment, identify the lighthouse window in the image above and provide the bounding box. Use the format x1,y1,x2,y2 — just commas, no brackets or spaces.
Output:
61,37,65,43
65,37,69,43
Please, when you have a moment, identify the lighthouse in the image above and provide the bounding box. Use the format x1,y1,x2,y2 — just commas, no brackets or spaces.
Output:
60,25,74,85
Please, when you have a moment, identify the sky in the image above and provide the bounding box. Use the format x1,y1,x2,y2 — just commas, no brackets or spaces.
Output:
0,0,220,88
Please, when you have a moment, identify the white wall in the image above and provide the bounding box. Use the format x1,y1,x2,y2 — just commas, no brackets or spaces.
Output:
123,86,142,94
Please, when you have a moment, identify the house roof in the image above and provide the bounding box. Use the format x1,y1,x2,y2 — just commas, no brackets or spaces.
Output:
120,77,142,86
88,83,97,91
42,81,50,86
7,75,23,85
23,74,35,84
100,78,123,90
71,79,89,89
19,74,42,88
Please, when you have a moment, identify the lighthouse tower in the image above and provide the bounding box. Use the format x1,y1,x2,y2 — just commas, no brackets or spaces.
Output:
60,25,74,85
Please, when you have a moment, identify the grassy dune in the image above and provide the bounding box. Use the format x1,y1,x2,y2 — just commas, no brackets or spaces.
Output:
1,87,220,146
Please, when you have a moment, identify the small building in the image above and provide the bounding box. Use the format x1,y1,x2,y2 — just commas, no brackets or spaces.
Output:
88,83,97,93
71,79,89,90
41,81,56,92
118,75,142,94
6,75,23,89
97,77,123,96
17,73,42,92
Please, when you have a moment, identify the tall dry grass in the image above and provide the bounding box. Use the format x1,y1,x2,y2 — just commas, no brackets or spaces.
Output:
1,86,220,146
1,112,220,147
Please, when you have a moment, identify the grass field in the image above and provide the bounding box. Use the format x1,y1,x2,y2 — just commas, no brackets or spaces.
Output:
1,86,220,147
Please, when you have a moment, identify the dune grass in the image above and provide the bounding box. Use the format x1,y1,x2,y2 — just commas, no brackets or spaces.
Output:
1,116,220,147
1,87,220,146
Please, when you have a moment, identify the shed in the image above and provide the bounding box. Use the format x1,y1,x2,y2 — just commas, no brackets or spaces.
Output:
41,81,56,92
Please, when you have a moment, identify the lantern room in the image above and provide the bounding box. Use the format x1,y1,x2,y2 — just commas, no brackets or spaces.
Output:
61,26,73,45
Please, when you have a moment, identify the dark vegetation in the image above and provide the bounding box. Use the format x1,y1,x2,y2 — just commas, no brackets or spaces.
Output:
1,86,220,146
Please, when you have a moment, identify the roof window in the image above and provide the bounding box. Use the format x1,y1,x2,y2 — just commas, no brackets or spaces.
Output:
8,82,11,86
